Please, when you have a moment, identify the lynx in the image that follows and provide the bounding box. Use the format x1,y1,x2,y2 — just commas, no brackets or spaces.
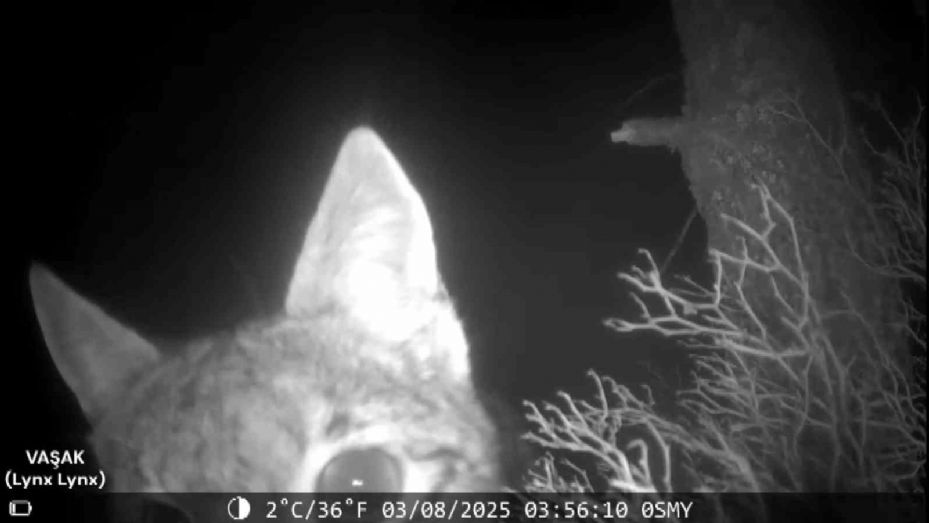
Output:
29,128,500,498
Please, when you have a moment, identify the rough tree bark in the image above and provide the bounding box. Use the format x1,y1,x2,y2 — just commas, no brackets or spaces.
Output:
613,0,903,357
610,0,920,492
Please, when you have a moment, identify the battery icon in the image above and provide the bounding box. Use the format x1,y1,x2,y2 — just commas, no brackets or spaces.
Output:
9,499,32,517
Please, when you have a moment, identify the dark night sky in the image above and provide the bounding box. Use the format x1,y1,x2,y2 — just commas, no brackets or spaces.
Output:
8,0,924,483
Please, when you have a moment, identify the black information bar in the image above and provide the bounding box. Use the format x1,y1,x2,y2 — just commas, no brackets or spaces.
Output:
6,492,924,522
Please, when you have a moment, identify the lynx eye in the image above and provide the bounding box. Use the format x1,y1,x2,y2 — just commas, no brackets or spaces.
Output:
316,448,403,492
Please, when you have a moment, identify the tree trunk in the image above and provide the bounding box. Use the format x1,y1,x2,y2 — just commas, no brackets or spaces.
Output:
614,0,901,354
611,0,917,491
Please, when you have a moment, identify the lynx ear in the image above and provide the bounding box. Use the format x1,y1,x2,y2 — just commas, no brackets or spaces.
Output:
29,265,160,420
285,127,441,342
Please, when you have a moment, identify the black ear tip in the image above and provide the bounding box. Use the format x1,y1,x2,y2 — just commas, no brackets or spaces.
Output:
346,126,380,140
29,263,59,289
28,265,74,305
342,127,389,153
29,263,50,288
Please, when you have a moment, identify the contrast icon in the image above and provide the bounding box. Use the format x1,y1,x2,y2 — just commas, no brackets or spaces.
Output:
227,496,251,520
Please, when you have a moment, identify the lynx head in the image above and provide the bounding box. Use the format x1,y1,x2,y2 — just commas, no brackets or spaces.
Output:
30,128,500,498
